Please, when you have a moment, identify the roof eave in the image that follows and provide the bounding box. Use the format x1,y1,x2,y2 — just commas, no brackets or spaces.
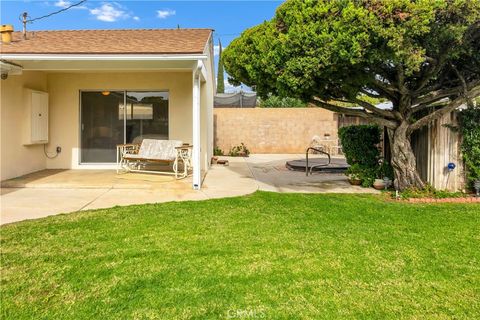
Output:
0,53,209,61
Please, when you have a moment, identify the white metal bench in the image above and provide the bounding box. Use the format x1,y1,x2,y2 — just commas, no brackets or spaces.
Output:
116,139,192,179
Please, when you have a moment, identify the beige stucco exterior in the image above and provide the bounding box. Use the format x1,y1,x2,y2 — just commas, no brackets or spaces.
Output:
1,71,48,180
1,69,214,182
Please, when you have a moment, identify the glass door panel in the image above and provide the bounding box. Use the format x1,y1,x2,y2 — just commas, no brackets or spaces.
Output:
124,91,169,144
81,91,124,163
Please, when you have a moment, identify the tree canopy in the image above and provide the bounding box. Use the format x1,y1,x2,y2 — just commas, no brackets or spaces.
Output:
223,0,480,190
224,0,480,109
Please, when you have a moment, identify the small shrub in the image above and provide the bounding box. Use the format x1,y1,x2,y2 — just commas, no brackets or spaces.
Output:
458,107,480,189
358,166,377,187
345,163,377,187
228,143,250,157
214,146,224,156
339,125,381,168
399,185,465,199
340,125,384,188
259,95,307,108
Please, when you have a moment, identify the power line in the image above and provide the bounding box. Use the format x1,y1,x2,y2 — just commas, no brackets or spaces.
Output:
26,0,87,23
19,0,87,39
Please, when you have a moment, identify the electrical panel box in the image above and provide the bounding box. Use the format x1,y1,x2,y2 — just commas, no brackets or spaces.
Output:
24,89,49,145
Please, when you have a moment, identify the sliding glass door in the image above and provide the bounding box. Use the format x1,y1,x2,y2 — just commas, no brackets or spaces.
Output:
80,90,169,163
81,91,124,163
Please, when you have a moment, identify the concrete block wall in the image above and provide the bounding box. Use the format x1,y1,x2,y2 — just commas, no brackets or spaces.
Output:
214,107,340,154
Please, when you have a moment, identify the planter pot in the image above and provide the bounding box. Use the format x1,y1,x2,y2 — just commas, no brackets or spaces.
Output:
474,179,480,197
383,177,392,189
348,178,362,185
373,179,386,190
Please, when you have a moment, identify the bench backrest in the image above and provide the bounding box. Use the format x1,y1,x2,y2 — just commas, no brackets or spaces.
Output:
138,139,183,161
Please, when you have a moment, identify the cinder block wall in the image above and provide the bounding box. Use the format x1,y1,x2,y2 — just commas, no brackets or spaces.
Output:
214,108,339,154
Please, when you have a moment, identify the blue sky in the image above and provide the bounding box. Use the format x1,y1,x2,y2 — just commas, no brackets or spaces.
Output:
1,0,281,91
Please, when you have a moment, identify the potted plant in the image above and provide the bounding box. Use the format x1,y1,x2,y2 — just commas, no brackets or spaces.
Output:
346,164,362,185
228,143,250,157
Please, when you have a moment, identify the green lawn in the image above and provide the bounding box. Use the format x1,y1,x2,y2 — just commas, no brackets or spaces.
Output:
1,192,479,319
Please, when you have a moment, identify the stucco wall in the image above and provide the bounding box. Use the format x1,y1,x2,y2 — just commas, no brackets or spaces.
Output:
1,71,48,181
46,72,195,169
214,108,339,154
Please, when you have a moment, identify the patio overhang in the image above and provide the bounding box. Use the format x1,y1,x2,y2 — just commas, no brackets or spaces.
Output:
0,54,210,190
0,59,23,77
0,54,208,72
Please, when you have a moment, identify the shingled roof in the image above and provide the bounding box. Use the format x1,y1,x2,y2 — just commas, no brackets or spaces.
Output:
0,29,213,54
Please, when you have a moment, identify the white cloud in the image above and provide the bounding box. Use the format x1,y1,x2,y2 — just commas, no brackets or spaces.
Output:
53,0,87,10
90,3,129,22
157,9,175,19
133,16,140,21
54,0,70,8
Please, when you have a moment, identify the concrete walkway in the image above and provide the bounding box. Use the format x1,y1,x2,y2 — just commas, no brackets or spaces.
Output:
1,154,376,225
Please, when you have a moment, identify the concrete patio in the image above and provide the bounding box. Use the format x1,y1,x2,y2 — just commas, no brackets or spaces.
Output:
245,154,378,193
0,154,377,225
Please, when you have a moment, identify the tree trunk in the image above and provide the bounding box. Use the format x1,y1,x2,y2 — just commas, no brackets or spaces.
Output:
388,121,425,191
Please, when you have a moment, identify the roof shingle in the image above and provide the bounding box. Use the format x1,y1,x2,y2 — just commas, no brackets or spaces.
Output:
0,29,212,54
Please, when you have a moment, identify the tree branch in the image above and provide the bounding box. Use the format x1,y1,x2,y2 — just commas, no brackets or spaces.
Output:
409,84,480,132
352,97,396,119
410,100,450,115
451,63,475,108
370,79,399,100
412,85,464,106
414,55,448,93
412,79,480,108
310,98,398,129
396,64,408,94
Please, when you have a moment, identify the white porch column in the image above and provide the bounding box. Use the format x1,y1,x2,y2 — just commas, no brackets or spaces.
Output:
192,67,201,190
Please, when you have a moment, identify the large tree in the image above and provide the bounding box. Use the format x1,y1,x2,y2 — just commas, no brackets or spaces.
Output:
223,0,480,190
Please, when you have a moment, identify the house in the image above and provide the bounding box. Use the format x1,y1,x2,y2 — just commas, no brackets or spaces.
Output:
0,28,215,189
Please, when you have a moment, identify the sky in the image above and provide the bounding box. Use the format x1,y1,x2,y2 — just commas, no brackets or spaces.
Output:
0,0,282,92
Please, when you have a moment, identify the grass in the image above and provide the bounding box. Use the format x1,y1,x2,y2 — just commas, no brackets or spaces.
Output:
1,191,479,319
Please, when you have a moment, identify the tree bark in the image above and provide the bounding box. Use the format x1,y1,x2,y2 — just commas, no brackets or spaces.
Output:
388,121,425,191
